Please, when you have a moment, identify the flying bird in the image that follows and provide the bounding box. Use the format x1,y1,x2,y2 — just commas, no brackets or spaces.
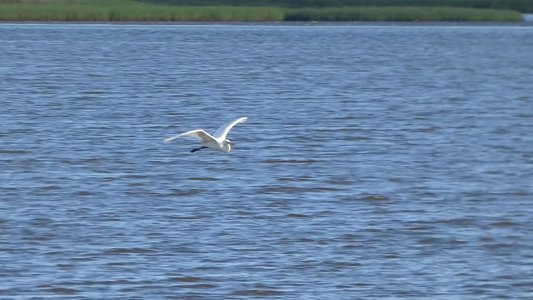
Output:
164,117,248,153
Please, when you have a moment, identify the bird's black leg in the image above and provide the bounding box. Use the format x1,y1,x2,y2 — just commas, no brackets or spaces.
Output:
191,146,207,153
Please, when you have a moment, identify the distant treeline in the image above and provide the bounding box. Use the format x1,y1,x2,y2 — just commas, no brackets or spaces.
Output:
142,0,533,13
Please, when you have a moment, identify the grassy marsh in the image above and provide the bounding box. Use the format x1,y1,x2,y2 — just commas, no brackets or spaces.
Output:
0,0,524,22
143,0,533,13
284,6,523,22
0,2,285,21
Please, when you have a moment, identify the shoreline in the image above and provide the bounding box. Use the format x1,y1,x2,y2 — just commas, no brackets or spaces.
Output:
1,20,531,26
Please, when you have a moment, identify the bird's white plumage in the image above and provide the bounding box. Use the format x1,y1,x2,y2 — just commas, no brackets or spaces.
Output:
164,117,247,153
164,129,215,143
213,116,248,141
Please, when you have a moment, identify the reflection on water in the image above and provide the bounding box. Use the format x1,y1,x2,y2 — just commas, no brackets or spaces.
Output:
1,24,533,298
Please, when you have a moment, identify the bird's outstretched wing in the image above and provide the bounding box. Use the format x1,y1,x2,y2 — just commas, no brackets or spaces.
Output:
164,129,216,143
213,117,248,141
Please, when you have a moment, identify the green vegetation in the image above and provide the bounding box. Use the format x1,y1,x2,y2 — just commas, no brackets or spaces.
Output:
0,1,284,21
143,0,533,13
0,0,525,22
285,6,523,22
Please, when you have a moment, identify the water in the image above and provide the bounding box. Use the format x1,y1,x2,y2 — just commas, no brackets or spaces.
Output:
1,23,532,299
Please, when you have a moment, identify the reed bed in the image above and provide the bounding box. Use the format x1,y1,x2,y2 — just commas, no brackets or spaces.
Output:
0,0,524,22
144,0,533,13
0,2,284,21
284,6,523,22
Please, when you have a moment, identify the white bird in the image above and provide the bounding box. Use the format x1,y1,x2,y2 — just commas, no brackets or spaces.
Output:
164,117,248,153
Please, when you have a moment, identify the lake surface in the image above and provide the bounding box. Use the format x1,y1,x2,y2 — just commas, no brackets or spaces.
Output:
1,23,532,299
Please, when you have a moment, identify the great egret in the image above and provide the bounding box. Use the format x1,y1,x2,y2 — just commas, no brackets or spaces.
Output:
164,117,248,153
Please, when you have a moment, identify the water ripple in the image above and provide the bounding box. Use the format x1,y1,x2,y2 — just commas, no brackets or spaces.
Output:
1,23,532,299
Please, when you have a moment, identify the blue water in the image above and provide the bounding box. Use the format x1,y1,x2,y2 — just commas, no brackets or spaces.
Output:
1,24,532,298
